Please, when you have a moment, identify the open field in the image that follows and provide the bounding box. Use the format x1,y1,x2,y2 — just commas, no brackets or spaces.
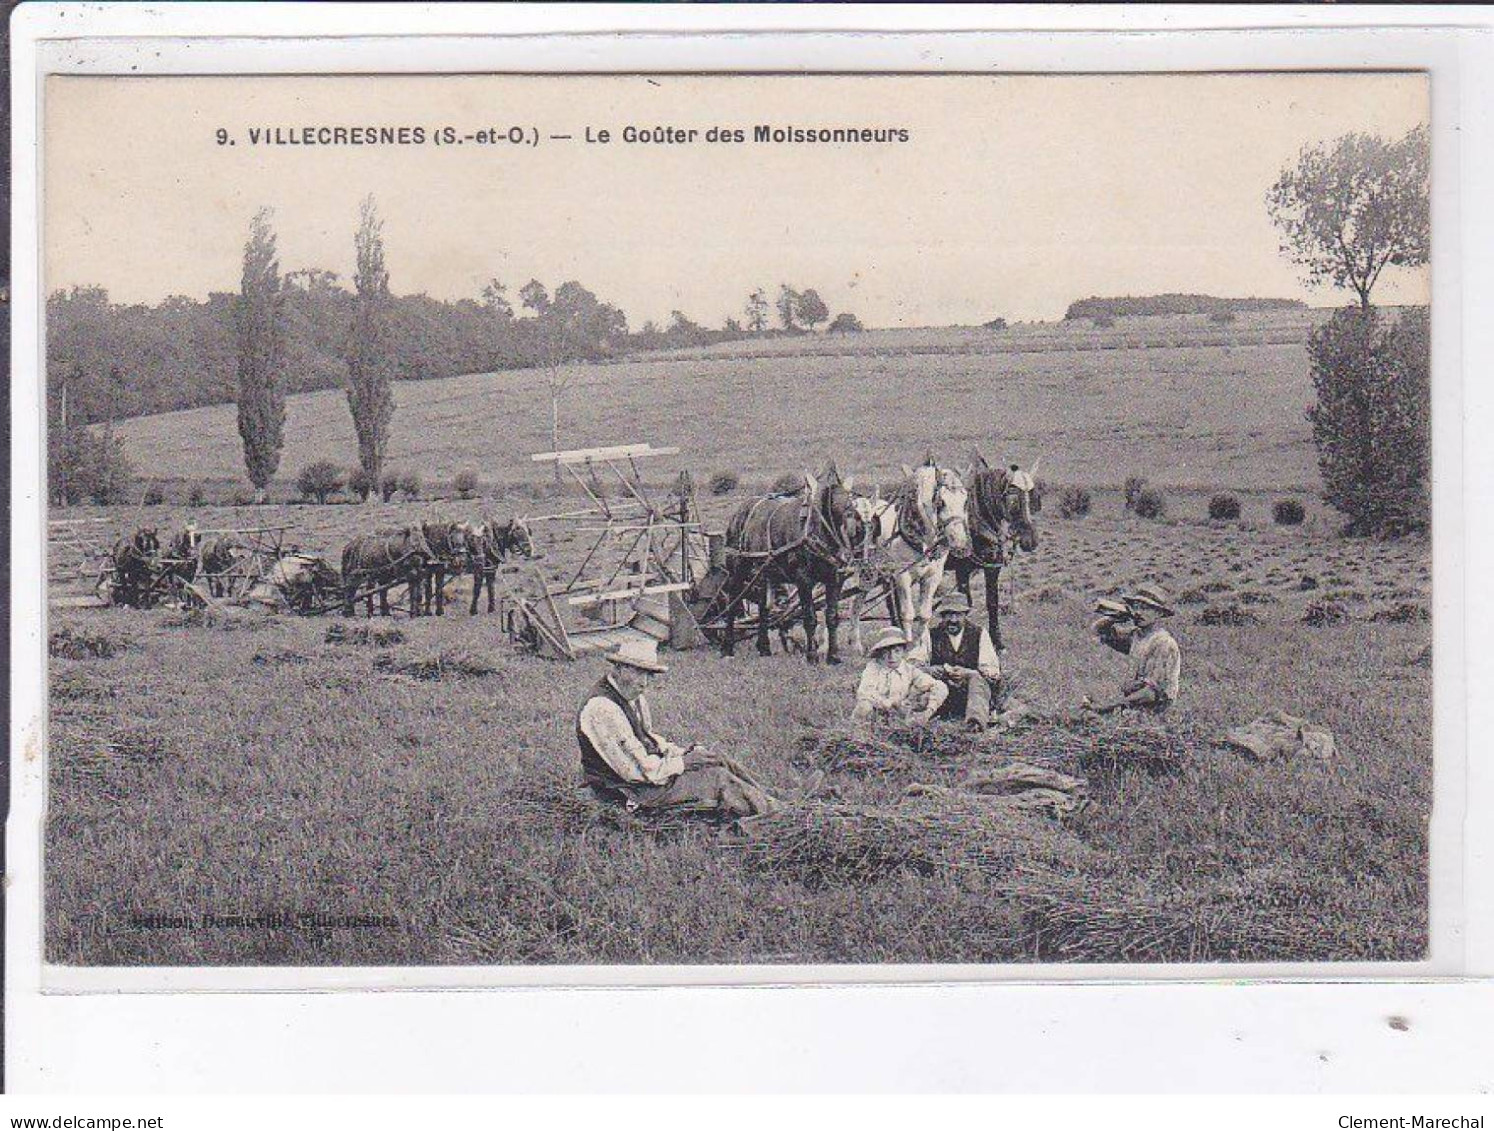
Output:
112,311,1324,496
45,490,1432,965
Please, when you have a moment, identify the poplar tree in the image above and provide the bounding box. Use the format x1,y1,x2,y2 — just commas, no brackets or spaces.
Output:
345,195,396,496
235,208,287,503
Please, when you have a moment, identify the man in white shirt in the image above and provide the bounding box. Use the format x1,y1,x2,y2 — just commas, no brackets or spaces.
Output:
851,626,948,725
576,637,779,819
911,592,1003,730
1084,583,1182,715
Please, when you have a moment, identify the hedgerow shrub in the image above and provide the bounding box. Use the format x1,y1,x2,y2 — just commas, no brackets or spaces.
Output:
1274,499,1306,526
348,467,374,502
296,461,344,504
380,472,400,502
1123,476,1148,512
709,470,741,496
187,483,207,508
1208,493,1241,521
1059,487,1091,519
454,469,480,500
399,471,422,500
142,485,166,506
1133,488,1166,520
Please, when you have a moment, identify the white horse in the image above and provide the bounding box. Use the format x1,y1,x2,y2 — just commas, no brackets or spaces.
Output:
847,462,972,653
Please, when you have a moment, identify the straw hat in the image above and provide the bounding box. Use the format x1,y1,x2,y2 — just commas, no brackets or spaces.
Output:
1125,583,1175,617
934,592,972,616
865,626,912,656
605,636,669,673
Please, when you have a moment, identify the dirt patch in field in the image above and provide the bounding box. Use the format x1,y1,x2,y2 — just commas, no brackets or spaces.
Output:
49,626,132,660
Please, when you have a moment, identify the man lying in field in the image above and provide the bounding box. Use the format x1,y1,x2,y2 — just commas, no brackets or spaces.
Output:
577,637,780,820
850,626,949,726
1083,583,1182,715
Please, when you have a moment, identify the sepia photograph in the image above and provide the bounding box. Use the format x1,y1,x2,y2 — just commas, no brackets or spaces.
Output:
38,70,1435,971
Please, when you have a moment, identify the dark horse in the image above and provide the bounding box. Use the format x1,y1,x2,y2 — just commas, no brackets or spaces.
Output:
720,466,864,665
166,526,201,585
199,536,242,597
419,521,474,616
469,516,537,615
946,453,1039,651
110,527,161,608
341,526,435,617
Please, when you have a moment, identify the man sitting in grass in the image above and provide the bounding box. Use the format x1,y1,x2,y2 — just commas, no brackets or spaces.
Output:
1083,583,1181,715
577,637,780,819
910,592,1003,731
851,626,948,726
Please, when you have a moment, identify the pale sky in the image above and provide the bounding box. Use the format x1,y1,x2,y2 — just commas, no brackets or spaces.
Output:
45,73,1429,326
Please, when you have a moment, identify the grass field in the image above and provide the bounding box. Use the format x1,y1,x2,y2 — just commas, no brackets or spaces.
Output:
46,489,1431,965
47,311,1433,966
112,311,1323,495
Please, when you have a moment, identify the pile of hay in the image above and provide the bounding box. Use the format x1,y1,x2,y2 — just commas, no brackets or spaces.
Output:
49,626,132,660
1011,865,1307,962
374,649,499,681
1195,605,1260,627
798,722,983,776
324,623,405,647
734,790,1094,887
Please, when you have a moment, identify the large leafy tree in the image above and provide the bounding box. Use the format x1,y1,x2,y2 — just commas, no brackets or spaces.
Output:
235,208,287,502
1266,125,1429,311
345,195,397,496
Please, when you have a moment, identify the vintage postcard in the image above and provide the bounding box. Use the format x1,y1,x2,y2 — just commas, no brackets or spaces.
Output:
31,67,1446,979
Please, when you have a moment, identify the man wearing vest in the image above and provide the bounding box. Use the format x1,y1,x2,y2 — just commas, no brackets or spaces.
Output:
576,637,780,820
912,592,1003,730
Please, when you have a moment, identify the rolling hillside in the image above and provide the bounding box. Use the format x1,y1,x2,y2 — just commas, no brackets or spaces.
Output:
111,312,1322,495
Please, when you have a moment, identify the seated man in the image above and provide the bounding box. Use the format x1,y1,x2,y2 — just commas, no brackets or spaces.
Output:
851,626,948,725
911,592,1003,730
1083,583,1181,715
577,638,779,819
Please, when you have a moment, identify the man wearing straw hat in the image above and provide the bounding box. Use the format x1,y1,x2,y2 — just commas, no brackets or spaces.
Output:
1084,582,1182,715
851,625,949,725
910,591,1003,730
577,637,780,819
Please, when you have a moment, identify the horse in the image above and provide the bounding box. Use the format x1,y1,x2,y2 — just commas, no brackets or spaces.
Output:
419,520,475,616
165,525,201,585
946,454,1040,651
109,527,161,608
846,461,972,651
469,516,537,615
199,536,243,598
340,526,435,617
719,465,864,665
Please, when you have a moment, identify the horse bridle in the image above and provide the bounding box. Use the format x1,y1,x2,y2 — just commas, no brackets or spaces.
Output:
805,484,860,567
898,473,967,559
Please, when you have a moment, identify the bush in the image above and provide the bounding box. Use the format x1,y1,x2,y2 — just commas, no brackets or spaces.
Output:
348,467,374,502
983,317,1008,331
142,485,166,506
1133,488,1166,520
827,313,864,334
380,472,400,503
296,460,345,504
187,483,207,507
1059,487,1091,519
1274,499,1306,526
1208,493,1241,521
49,420,135,506
708,470,740,496
1307,307,1429,535
454,469,480,500
1209,310,1237,325
1123,476,1148,512
1029,476,1047,515
1092,315,1115,329
399,471,422,500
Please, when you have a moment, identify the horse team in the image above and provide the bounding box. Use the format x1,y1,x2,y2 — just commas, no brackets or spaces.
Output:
108,515,536,615
715,452,1040,665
